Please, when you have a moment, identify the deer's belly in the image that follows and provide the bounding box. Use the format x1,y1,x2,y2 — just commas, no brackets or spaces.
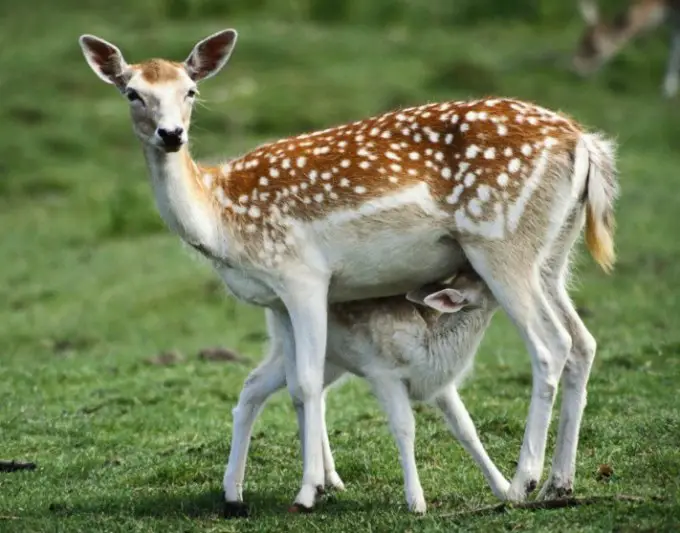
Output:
324,225,465,302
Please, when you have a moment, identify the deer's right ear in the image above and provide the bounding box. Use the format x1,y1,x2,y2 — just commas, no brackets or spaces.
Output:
578,1,599,25
78,34,130,90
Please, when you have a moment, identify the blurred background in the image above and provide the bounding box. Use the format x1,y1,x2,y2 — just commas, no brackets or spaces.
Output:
2,0,680,528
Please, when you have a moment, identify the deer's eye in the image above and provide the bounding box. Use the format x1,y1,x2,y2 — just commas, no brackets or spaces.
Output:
125,89,143,103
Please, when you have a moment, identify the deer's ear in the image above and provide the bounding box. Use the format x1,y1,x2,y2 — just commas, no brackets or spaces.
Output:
578,0,599,25
79,34,131,89
184,29,238,82
422,289,469,314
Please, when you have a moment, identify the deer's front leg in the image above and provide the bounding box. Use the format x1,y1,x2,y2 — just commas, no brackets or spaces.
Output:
279,275,330,511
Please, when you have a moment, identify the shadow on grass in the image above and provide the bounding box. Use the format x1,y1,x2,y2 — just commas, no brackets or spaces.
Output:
50,487,387,520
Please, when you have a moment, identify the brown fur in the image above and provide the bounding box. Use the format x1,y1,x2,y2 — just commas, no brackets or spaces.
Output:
196,98,581,226
137,59,183,83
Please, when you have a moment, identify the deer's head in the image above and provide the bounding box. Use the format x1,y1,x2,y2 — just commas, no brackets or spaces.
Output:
78,30,237,153
572,1,619,75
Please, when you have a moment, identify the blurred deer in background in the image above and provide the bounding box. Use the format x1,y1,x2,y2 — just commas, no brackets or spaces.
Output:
573,0,680,97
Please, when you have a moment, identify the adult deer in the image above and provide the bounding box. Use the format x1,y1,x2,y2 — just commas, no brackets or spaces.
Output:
574,0,680,97
78,29,619,510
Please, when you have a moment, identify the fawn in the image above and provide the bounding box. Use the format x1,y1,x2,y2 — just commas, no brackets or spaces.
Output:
225,268,506,514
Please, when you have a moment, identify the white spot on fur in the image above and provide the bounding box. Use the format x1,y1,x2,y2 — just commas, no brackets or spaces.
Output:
507,149,548,231
468,198,482,216
466,145,480,158
446,184,465,204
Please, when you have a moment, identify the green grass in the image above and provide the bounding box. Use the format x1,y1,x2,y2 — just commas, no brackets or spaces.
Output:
1,2,680,531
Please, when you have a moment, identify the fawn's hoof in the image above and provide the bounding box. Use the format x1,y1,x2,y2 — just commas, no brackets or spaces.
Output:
288,503,314,513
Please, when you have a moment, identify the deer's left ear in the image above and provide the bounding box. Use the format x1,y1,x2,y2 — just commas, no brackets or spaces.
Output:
79,34,131,90
184,29,238,82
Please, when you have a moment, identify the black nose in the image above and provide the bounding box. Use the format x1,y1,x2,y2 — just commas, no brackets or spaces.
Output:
157,127,184,148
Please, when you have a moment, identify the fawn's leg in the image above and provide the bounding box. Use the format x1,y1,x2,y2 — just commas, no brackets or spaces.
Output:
223,352,286,509
320,363,347,491
369,377,426,513
434,383,510,499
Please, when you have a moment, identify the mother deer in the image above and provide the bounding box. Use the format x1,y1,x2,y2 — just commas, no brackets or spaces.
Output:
78,29,619,510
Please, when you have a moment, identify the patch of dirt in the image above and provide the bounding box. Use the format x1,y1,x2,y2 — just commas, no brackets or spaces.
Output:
197,346,247,364
144,350,184,366
37,335,96,355
596,463,614,482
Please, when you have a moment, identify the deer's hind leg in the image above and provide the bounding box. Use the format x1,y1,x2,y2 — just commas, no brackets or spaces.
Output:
463,241,571,501
537,207,598,500
459,150,586,501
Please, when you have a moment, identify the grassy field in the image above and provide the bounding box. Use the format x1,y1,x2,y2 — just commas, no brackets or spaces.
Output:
1,2,680,531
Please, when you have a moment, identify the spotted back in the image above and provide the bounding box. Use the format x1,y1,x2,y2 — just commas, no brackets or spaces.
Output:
199,98,581,239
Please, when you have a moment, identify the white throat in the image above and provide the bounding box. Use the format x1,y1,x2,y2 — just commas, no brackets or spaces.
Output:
142,144,220,251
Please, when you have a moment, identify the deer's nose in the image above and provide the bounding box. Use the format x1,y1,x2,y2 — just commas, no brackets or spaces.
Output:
156,127,185,150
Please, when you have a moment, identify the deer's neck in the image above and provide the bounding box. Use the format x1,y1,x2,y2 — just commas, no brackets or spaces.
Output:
142,144,222,253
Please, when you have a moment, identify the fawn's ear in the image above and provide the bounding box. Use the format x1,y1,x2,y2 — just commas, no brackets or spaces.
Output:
183,29,238,82
79,34,131,89
578,0,599,25
406,282,449,307
422,288,469,314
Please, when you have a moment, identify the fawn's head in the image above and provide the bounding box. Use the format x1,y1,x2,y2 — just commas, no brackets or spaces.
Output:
78,30,238,153
405,268,496,314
